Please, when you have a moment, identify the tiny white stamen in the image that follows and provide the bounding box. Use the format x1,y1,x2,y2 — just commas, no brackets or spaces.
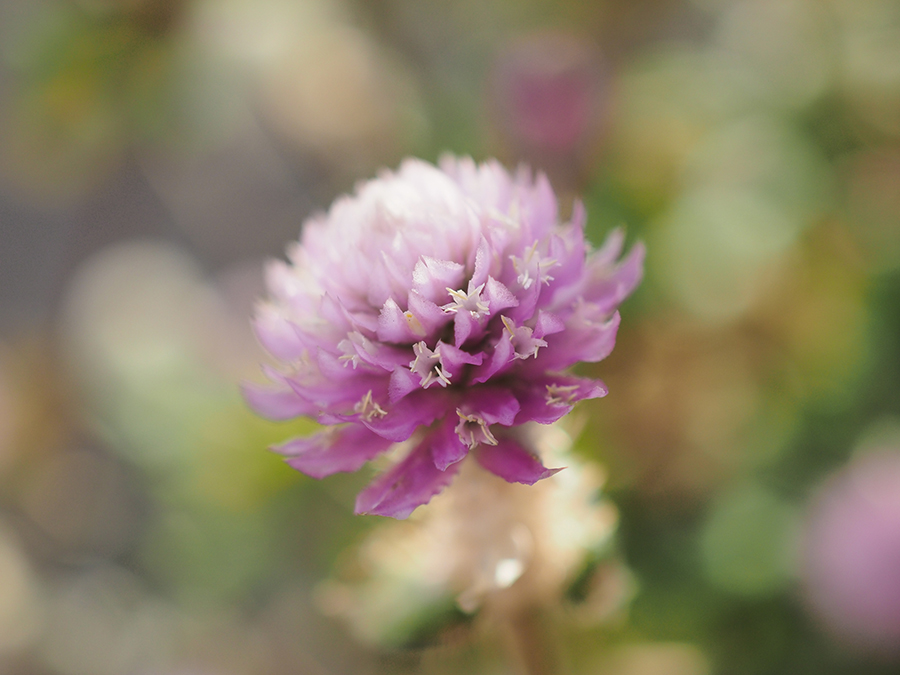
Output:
512,241,558,289
455,410,499,448
501,316,547,360
545,383,580,406
337,338,360,369
354,390,387,421
443,283,490,318
410,341,452,388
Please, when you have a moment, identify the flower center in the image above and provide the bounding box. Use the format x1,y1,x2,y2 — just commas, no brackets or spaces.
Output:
501,316,547,360
443,284,490,319
354,390,387,421
409,341,452,388
455,411,499,448
545,383,580,406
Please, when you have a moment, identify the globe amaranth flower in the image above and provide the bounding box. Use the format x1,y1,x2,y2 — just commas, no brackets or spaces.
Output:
243,156,643,518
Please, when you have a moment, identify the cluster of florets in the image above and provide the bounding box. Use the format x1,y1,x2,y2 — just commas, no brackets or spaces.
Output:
244,156,642,518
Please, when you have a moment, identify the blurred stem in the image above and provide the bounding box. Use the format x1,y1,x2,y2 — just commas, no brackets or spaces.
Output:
503,606,561,675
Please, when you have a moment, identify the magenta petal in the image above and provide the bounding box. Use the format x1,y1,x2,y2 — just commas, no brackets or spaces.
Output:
533,310,565,339
377,298,423,343
344,332,410,371
275,425,393,479
363,390,449,441
469,236,492,289
513,391,571,425
412,256,465,303
431,416,469,470
536,310,620,370
508,275,542,323
408,290,451,335
476,437,562,485
592,227,626,267
242,381,317,420
388,367,420,402
584,242,645,315
354,440,460,518
471,333,515,384
572,311,621,363
438,341,484,375
461,386,521,426
253,305,306,361
513,376,608,425
484,276,518,314
453,310,477,347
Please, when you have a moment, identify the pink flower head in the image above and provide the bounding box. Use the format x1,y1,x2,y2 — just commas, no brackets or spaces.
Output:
802,449,900,655
244,156,643,518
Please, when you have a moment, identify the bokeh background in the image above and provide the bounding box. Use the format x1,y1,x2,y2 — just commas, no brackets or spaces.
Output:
2,0,900,673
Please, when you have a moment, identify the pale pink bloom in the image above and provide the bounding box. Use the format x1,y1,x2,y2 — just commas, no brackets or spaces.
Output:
244,156,642,518
802,449,900,655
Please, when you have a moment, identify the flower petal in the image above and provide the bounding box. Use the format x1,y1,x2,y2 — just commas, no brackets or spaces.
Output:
407,289,452,335
252,304,306,361
583,241,645,315
470,330,515,384
412,256,465,303
513,375,608,425
355,439,460,518
431,415,469,470
460,386,521,426
241,381,317,420
377,298,425,343
484,276,518,313
274,424,393,478
475,437,562,485
362,390,450,442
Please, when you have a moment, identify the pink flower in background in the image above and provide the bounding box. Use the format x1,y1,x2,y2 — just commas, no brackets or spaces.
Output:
802,449,900,656
491,32,607,159
244,156,642,518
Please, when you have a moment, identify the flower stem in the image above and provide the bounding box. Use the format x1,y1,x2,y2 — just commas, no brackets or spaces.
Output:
503,607,561,675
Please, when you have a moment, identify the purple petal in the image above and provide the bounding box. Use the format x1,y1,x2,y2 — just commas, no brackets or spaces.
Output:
507,273,542,323
388,366,420,402
408,289,452,335
460,386,521,426
431,416,469,470
470,331,515,384
437,340,484,378
484,276,518,314
453,309,478,347
377,298,425,343
412,256,465,303
475,437,562,485
469,236,492,289
315,347,374,380
568,310,620,363
523,172,557,238
583,242,645,315
281,360,385,411
513,375,608,425
318,292,355,334
274,425,393,478
545,228,586,297
355,439,460,518
341,331,410,371
253,304,306,361
535,310,620,370
592,227,626,267
241,380,316,420
362,390,450,442
533,310,565,339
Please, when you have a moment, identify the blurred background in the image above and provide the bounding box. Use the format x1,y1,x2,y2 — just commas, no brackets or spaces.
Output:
1,0,900,673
